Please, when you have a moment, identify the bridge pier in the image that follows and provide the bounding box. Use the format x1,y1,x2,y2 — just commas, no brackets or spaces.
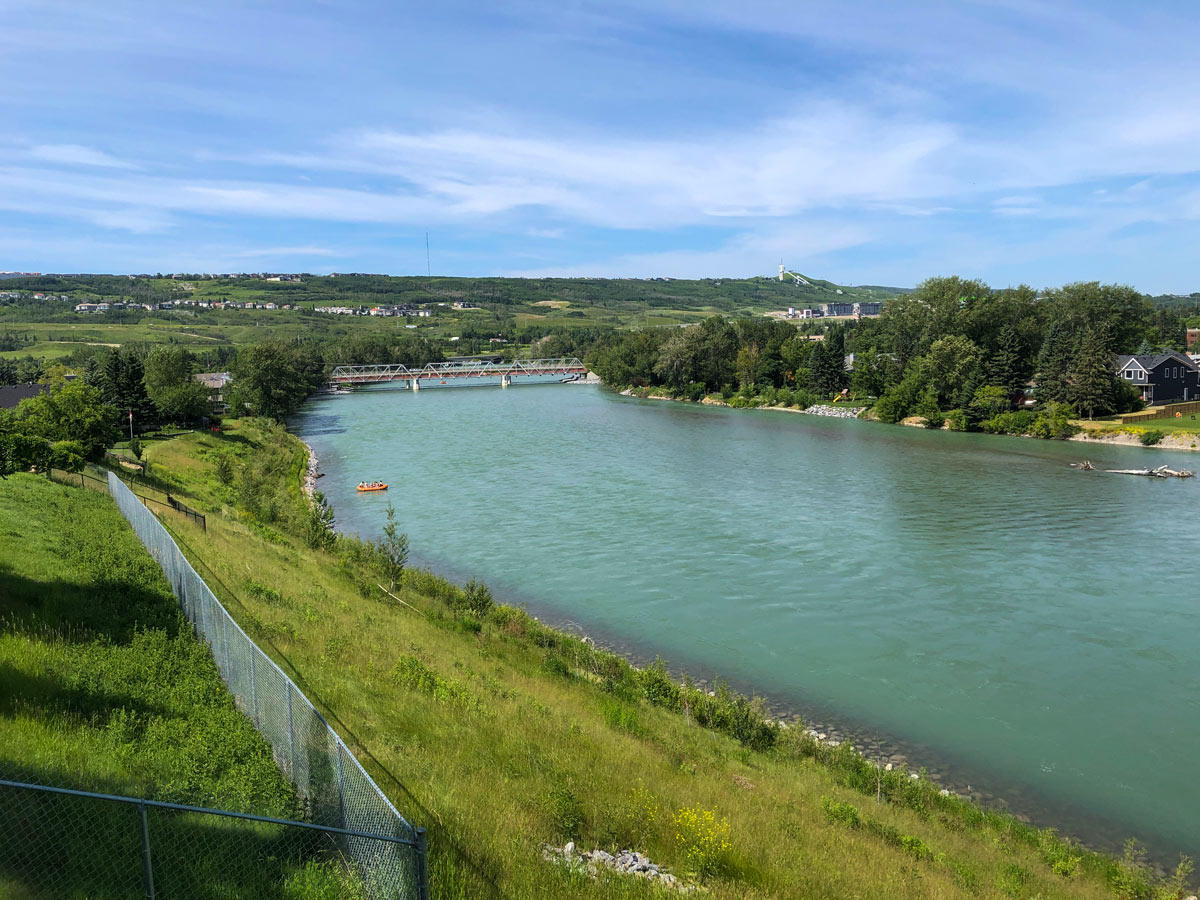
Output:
501,374,510,388
412,377,420,391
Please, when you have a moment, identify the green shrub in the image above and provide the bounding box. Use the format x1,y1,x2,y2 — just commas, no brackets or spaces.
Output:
821,796,861,829
541,651,570,678
997,862,1031,898
1029,401,1078,440
1139,429,1165,446
461,578,495,616
899,833,933,861
599,698,648,738
944,408,969,431
638,657,680,706
545,781,584,841
981,410,1037,435
1038,830,1082,878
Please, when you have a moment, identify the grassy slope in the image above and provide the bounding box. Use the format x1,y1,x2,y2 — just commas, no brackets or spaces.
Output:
138,421,1170,900
0,474,360,899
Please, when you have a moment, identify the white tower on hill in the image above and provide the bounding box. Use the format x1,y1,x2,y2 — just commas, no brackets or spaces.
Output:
778,263,786,282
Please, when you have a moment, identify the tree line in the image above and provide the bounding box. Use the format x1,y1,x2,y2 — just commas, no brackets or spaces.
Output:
586,278,1189,434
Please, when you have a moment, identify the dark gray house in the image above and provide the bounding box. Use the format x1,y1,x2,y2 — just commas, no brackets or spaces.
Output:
0,383,49,409
1115,351,1200,405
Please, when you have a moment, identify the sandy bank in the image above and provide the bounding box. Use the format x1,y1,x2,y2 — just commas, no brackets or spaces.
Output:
1070,430,1200,451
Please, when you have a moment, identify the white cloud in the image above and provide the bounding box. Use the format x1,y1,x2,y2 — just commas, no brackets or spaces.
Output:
30,144,137,169
503,222,873,279
230,245,338,258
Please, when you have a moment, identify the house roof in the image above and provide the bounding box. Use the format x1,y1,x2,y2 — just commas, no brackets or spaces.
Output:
1115,351,1198,373
0,383,49,409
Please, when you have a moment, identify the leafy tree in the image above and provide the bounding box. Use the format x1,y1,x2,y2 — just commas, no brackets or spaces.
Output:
229,340,321,421
51,439,85,473
780,334,817,389
971,385,1010,419
735,344,761,390
586,330,667,387
913,385,944,428
874,366,927,423
924,335,982,406
848,346,894,398
143,346,210,424
13,381,120,459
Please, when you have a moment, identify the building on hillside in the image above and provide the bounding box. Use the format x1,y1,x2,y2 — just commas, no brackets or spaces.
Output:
854,301,882,316
0,383,49,409
798,308,822,319
824,302,855,317
1115,351,1200,405
195,372,232,413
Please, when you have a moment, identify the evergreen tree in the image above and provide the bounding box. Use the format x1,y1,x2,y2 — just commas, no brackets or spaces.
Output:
956,362,987,430
810,330,848,396
987,325,1028,398
1069,327,1119,419
1035,322,1074,404
97,349,156,432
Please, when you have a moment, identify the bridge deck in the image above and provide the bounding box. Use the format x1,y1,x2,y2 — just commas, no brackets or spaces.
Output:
329,357,586,385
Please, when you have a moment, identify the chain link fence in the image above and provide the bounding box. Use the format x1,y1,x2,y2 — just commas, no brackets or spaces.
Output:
0,778,418,899
103,472,428,899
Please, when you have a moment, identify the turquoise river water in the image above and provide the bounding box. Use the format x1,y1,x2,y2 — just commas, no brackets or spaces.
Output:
292,384,1200,861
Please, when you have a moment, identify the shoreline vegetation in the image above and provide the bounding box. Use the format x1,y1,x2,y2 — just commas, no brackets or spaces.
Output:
617,384,1200,451
293,424,1191,891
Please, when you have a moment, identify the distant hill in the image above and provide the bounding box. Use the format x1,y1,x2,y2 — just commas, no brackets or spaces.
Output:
2,272,912,315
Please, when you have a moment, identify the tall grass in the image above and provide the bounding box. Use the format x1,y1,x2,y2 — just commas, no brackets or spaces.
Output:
0,474,361,898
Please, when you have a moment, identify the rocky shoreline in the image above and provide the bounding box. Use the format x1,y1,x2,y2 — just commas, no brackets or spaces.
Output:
802,404,864,418
301,439,319,497
619,388,865,421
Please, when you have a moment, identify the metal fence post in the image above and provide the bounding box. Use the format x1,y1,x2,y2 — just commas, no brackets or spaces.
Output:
249,648,258,725
416,828,429,900
138,801,156,900
287,684,296,776
336,744,347,828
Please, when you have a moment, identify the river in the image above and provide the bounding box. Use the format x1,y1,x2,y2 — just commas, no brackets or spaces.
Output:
292,384,1200,862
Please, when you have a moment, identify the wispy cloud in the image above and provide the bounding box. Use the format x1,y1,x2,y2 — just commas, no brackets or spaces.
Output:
230,245,338,258
30,144,137,169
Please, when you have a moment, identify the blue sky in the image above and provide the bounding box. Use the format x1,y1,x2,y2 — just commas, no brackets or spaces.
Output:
2,1,1198,292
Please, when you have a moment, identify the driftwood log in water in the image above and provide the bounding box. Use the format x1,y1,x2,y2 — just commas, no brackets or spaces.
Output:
1070,460,1096,470
1104,465,1194,479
